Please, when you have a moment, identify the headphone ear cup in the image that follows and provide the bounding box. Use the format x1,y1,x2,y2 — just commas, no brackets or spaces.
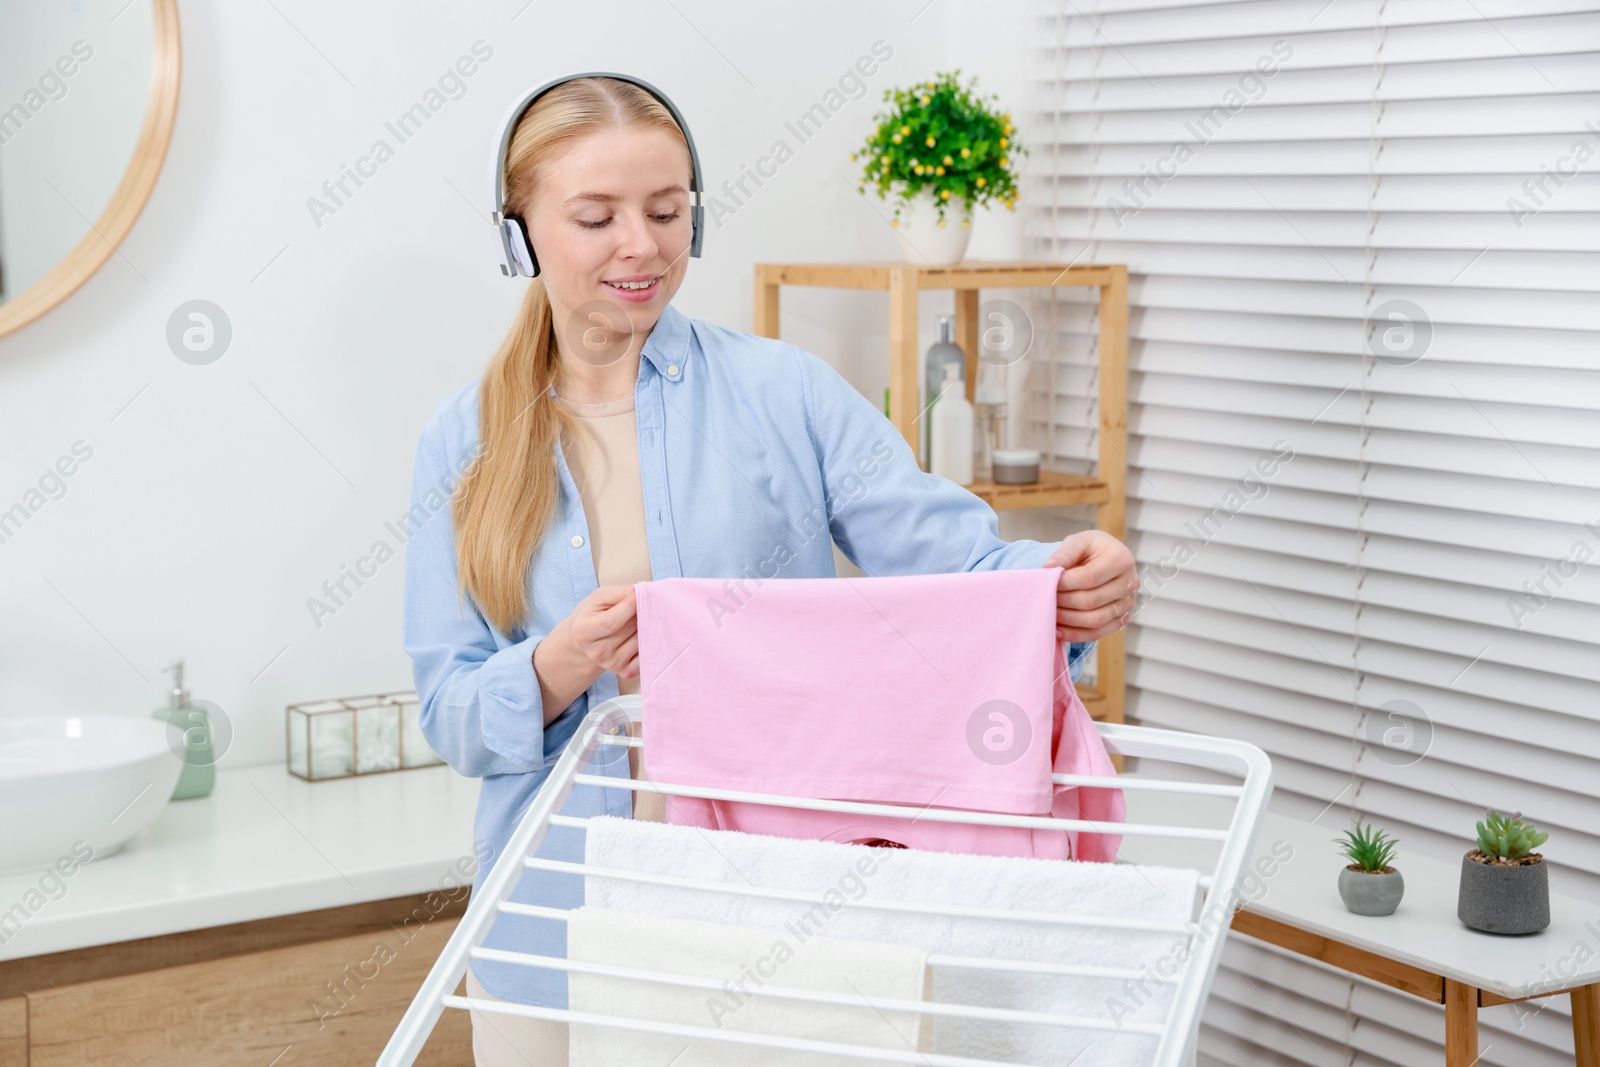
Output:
501,215,538,277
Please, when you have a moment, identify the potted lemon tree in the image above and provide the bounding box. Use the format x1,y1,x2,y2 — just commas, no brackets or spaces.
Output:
1459,810,1550,935
852,69,1026,264
1334,822,1404,916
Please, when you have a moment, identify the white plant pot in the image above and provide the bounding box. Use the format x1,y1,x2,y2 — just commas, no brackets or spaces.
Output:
892,185,973,265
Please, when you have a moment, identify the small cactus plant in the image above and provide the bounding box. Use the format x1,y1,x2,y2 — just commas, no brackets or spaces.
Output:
1334,822,1399,873
1474,810,1548,863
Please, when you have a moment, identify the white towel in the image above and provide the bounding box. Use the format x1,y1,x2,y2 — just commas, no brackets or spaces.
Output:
567,904,933,1065
584,816,1200,1066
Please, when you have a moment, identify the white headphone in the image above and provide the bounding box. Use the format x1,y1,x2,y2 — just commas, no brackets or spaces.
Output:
490,72,706,278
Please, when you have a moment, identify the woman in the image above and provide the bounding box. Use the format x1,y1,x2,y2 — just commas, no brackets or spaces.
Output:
401,75,1138,1065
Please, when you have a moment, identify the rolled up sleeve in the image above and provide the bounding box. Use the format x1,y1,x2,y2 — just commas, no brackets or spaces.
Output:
402,432,554,777
796,345,1095,685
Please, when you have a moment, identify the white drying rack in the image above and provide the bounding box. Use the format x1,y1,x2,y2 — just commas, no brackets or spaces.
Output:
378,695,1272,1067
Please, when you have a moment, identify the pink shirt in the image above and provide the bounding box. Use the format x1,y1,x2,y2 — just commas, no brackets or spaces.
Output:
635,566,1125,862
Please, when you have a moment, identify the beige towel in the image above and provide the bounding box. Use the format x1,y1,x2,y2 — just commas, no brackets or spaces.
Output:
465,966,567,1066
567,905,933,1065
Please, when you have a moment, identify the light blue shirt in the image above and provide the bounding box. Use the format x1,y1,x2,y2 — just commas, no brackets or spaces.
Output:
402,300,1093,1006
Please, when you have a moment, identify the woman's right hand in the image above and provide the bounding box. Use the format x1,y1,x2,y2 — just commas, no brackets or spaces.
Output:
565,584,640,680
533,584,640,727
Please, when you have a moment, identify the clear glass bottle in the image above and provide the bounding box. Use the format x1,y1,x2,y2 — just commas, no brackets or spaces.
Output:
972,365,1007,482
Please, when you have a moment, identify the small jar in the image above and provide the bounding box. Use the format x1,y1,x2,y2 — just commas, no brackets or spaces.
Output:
992,448,1041,485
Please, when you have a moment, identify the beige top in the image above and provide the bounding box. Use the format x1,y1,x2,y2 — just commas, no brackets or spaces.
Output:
556,390,664,822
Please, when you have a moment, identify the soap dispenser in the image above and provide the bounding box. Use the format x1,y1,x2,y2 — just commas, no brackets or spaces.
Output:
929,362,974,485
152,659,216,800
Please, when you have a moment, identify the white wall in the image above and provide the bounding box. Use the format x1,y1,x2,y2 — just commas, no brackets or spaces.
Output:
0,0,1043,769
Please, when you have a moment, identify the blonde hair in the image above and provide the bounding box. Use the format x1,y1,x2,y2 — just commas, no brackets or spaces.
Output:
453,77,689,636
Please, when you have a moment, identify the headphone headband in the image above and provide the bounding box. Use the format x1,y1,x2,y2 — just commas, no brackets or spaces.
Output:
490,72,705,278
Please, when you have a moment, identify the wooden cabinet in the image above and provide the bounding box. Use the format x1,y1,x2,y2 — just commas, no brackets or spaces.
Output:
0,997,24,1067
3,893,471,1066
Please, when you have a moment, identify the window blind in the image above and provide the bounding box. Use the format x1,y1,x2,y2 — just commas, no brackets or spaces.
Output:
1024,1,1600,1063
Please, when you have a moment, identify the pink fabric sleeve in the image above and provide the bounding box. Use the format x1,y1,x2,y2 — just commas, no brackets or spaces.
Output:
1050,637,1126,862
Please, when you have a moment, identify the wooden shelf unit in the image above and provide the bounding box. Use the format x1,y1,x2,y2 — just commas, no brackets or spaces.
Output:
968,469,1111,511
753,259,1129,728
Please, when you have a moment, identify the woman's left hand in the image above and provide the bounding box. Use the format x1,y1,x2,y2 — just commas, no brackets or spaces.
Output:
1044,530,1139,642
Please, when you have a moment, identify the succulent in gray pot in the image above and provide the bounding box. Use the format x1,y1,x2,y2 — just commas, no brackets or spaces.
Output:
1459,810,1550,935
1334,822,1404,916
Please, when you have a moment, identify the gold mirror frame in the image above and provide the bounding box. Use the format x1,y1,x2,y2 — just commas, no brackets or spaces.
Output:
0,0,181,340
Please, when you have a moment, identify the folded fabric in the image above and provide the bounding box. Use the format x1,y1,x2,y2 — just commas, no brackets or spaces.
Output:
567,904,932,1065
584,815,1200,1066
634,567,1125,861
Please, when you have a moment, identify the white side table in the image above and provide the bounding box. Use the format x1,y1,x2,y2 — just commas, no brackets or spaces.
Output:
1231,812,1599,1066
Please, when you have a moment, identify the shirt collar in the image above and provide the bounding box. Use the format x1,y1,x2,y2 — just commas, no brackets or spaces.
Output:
638,301,691,384
548,301,691,399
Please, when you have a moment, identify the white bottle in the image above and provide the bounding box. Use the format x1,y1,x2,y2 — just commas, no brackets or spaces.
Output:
929,362,974,485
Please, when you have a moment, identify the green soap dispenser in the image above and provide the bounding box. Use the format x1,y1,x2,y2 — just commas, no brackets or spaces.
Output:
152,659,216,800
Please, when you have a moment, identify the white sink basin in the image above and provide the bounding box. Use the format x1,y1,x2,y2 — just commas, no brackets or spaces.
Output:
0,716,184,875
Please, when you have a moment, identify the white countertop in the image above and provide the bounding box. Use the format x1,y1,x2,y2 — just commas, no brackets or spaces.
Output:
0,761,480,961
1242,811,1600,999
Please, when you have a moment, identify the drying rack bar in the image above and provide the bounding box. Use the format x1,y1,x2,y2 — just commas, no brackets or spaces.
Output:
550,813,1221,890
606,734,1245,798
570,768,1229,841
1051,773,1242,796
468,946,1169,1036
513,857,1193,933
496,897,1181,983
440,994,1058,1067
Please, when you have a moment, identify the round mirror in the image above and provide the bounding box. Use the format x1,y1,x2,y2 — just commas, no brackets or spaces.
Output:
0,0,179,339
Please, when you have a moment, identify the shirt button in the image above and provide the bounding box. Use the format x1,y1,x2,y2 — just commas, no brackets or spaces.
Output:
666,364,679,377
570,535,585,548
